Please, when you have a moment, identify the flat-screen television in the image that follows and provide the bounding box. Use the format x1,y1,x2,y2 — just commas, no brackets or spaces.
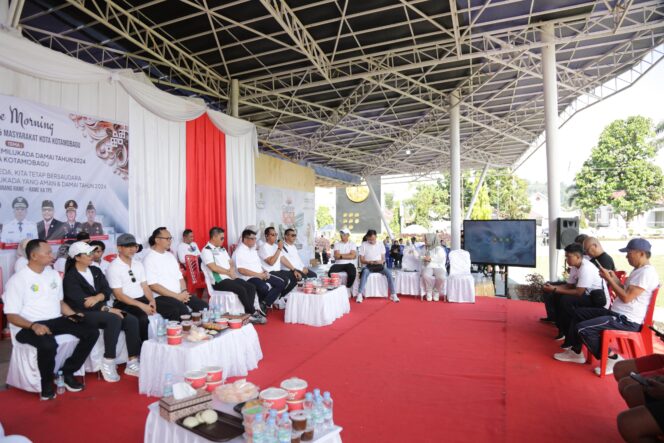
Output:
463,220,537,267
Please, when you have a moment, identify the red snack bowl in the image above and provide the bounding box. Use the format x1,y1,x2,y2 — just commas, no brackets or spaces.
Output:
167,334,182,345
259,387,288,410
215,318,229,326
286,399,304,411
228,319,243,329
205,366,223,382
184,370,207,389
166,324,182,337
206,380,223,392
280,377,308,401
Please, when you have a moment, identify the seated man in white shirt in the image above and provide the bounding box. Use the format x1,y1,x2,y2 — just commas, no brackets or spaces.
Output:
108,233,158,342
543,243,607,341
421,241,447,302
89,240,110,275
258,227,296,298
201,227,266,324
281,229,317,282
555,238,660,375
3,239,99,400
143,227,208,320
233,229,286,313
356,229,398,303
327,228,357,288
177,229,201,265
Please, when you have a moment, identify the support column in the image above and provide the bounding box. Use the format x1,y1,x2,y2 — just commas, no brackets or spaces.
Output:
465,163,490,220
366,178,394,240
7,0,24,28
230,79,239,118
542,22,561,281
450,90,461,250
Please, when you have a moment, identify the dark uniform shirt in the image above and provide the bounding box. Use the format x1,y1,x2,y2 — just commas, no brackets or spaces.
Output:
81,222,104,236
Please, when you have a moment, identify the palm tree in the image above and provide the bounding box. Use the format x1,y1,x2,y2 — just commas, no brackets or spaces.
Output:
655,120,664,150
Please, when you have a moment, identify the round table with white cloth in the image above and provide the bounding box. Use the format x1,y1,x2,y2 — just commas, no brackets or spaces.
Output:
139,324,263,397
395,271,422,298
285,286,351,327
144,397,343,443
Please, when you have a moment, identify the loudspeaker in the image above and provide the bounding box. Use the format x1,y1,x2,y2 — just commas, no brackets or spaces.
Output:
556,217,579,249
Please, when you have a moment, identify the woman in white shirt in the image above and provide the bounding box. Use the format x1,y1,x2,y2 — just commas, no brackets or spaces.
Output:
356,229,398,304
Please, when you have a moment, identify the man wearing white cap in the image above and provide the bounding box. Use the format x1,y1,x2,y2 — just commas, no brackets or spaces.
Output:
1,197,38,243
554,238,660,375
327,228,357,288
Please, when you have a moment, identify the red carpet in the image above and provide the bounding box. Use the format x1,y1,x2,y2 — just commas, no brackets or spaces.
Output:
0,297,628,442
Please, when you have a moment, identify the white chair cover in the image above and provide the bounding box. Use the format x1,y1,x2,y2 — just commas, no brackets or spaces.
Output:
395,271,422,297
285,287,351,327
83,330,129,373
7,332,85,393
447,250,475,303
401,246,421,272
352,272,389,298
202,265,259,314
139,324,263,397
144,400,344,443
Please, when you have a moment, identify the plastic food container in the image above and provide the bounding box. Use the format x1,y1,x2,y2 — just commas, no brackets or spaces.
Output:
228,319,243,329
205,366,223,382
286,399,304,411
259,387,288,410
166,334,182,345
280,377,308,401
184,370,207,389
215,318,229,326
166,324,182,337
205,380,223,392
289,410,308,431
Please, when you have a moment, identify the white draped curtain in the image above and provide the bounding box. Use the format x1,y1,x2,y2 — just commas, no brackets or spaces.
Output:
0,29,258,245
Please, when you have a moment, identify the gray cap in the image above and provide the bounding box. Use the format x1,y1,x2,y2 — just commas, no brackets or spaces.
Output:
117,233,139,247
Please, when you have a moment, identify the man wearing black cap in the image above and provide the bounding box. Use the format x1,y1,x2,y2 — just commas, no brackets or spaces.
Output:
1,197,38,243
554,238,660,376
62,200,82,240
81,201,103,236
37,200,65,241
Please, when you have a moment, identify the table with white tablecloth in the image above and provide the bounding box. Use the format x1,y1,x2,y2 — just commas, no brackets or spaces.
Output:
285,287,350,327
144,398,343,443
139,324,263,397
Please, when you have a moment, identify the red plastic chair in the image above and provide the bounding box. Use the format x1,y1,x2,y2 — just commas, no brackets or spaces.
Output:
607,271,628,304
184,255,207,299
103,253,118,263
593,286,660,378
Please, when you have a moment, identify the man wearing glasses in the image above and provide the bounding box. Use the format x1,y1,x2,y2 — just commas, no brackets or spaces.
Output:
233,229,285,313
108,233,158,342
143,227,208,319
201,227,266,324
258,227,297,299
281,228,317,281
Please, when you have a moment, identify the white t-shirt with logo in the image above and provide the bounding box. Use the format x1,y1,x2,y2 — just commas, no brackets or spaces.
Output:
612,264,659,324
359,241,384,262
107,258,147,299
333,241,356,265
3,267,63,335
258,242,282,272
281,243,305,271
201,243,232,283
177,241,201,264
143,250,183,294
232,243,265,281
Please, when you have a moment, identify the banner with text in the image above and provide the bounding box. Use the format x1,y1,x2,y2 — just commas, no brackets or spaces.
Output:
0,94,129,246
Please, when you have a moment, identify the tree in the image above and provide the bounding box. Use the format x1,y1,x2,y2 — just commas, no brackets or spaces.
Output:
404,180,449,228
315,206,334,229
470,181,492,219
574,116,664,220
484,168,531,219
389,201,402,236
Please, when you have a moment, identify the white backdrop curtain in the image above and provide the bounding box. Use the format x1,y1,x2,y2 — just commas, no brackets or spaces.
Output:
225,134,257,245
128,97,186,246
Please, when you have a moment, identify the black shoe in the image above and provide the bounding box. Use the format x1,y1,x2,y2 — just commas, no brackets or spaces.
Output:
554,333,565,341
256,306,267,317
539,317,554,323
64,374,84,392
259,302,269,314
40,385,56,401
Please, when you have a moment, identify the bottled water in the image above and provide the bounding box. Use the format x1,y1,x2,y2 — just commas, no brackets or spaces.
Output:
163,373,174,398
252,414,266,443
323,391,334,430
277,412,292,443
313,388,321,401
202,308,209,323
311,405,324,436
157,318,166,337
265,417,278,442
56,371,65,395
303,392,314,421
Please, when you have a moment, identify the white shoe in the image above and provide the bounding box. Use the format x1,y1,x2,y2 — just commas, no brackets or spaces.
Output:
125,359,140,377
356,294,363,303
101,358,121,382
425,294,432,302
433,294,440,302
390,294,400,303
594,354,624,376
553,349,585,364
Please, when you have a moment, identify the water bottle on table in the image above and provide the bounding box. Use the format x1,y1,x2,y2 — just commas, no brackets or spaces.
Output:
323,391,334,430
303,392,314,420
56,371,65,395
265,416,278,442
163,373,174,398
252,414,266,443
277,412,292,443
